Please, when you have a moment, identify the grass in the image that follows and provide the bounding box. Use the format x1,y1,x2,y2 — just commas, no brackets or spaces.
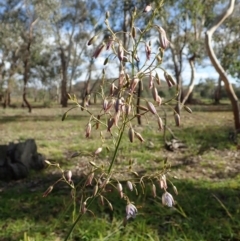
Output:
0,104,240,240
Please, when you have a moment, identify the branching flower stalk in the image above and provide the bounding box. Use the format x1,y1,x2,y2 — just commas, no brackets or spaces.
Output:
42,3,194,240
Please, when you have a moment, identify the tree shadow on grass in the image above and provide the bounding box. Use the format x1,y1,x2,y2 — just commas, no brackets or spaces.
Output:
0,172,240,241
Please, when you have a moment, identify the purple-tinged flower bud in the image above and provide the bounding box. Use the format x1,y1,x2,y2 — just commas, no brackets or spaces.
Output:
162,191,175,207
115,98,124,112
103,99,108,111
117,182,123,192
85,123,91,138
92,43,105,58
95,147,102,155
43,185,53,197
174,113,180,127
126,203,137,220
156,26,170,50
127,181,133,191
67,170,72,182
130,77,139,93
128,127,135,143
157,116,163,130
118,44,124,62
119,69,125,88
156,95,162,106
125,104,131,116
159,175,167,190
146,101,157,115
106,38,114,50
149,73,153,89
110,83,117,96
143,4,152,12
152,183,157,198
164,72,173,88
152,86,158,101
87,35,98,46
155,73,161,85
114,111,121,127
145,43,151,60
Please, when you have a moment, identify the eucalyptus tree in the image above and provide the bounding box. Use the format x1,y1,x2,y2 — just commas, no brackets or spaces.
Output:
205,0,240,131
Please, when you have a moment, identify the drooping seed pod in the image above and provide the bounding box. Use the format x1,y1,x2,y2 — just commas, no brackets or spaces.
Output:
107,118,115,131
92,43,105,58
114,111,121,127
152,86,158,101
149,73,153,89
132,26,136,38
118,44,124,61
146,101,157,115
156,26,170,50
117,183,123,193
128,127,135,143
159,174,167,190
93,184,98,196
99,195,104,206
174,113,180,127
96,115,100,129
106,38,114,50
152,183,156,198
184,105,192,114
107,201,113,211
155,73,161,85
130,77,139,93
85,122,91,138
167,74,176,86
156,95,162,106
103,99,108,111
81,202,87,214
173,185,178,195
43,185,53,197
67,170,72,182
125,104,131,116
119,69,125,88
135,132,144,142
163,72,173,88
127,181,133,191
87,35,98,46
105,99,114,112
138,105,148,112
86,172,94,186
157,116,163,130
95,147,102,155
110,83,117,96
156,55,162,63
145,42,151,60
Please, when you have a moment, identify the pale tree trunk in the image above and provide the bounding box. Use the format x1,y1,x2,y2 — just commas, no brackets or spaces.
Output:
181,54,196,106
205,0,240,131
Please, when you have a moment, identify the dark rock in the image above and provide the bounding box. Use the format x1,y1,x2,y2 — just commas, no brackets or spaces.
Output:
0,139,45,181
